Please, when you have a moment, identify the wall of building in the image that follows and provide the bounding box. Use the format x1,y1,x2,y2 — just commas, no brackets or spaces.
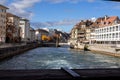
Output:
0,6,7,43
19,19,30,42
95,24,120,43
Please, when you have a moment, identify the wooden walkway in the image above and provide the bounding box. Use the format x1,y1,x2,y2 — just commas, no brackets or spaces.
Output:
0,68,120,80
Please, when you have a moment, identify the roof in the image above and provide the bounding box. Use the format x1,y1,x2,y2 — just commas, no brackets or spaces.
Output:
73,20,93,29
36,29,49,34
7,13,20,18
95,16,119,28
20,18,29,21
0,4,9,9
30,27,35,31
107,16,118,23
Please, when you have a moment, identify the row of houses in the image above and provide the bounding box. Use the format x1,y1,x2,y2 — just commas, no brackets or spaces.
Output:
0,4,34,43
69,15,120,46
0,4,69,44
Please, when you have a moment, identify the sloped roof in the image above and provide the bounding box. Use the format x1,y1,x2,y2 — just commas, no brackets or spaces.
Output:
107,16,118,23
0,4,9,9
36,29,49,34
95,16,119,28
7,13,20,18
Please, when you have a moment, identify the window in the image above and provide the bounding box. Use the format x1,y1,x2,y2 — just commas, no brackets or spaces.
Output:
112,33,115,38
110,27,111,32
119,25,120,30
116,26,118,31
19,23,24,25
113,27,115,31
119,32,120,38
116,33,118,38
109,34,111,38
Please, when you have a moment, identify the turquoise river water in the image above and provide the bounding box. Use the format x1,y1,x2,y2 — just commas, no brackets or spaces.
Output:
0,47,120,69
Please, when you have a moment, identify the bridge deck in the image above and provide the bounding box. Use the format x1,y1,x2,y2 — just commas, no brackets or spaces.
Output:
0,68,120,80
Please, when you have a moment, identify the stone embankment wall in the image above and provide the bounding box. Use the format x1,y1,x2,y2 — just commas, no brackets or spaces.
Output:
72,43,120,57
88,44,120,57
74,43,85,49
0,43,40,61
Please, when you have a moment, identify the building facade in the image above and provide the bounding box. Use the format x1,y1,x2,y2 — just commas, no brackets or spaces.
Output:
0,5,8,43
6,13,20,43
29,27,35,42
35,29,49,41
95,24,120,44
94,16,120,45
70,20,93,44
19,18,30,42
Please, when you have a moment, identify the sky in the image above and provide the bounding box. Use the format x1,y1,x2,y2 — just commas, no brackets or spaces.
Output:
1,0,120,33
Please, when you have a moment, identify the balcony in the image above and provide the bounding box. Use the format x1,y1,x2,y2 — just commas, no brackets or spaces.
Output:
77,31,85,34
77,35,85,38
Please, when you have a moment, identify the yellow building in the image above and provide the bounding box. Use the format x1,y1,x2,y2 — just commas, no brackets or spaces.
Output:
0,5,8,43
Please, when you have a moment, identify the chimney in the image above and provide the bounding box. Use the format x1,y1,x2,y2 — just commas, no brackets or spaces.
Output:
105,15,108,21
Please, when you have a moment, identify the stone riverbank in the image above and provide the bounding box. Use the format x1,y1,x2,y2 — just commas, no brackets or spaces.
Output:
73,43,120,57
0,43,41,61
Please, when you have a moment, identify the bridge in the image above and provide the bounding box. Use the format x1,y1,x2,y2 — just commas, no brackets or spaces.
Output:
0,68,120,80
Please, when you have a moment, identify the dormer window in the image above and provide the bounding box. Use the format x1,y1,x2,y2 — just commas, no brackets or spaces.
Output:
104,22,106,25
108,21,111,24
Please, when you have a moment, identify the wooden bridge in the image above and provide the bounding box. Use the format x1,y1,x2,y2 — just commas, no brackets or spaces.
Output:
0,67,120,80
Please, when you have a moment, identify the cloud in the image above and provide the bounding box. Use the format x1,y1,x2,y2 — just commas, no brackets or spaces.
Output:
0,0,7,5
31,19,80,28
45,0,66,3
8,0,41,19
44,0,82,4
87,0,95,2
44,0,95,4
2,0,96,21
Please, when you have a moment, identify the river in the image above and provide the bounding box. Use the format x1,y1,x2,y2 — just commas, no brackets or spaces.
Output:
0,47,120,69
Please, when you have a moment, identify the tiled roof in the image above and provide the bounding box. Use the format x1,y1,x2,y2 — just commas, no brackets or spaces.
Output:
70,15,120,33
73,20,93,29
95,16,119,28
107,16,118,23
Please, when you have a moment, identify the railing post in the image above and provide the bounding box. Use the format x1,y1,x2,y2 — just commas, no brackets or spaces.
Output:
61,67,80,78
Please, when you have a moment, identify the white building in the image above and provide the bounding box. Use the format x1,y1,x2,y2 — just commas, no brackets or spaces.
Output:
0,5,8,43
29,27,35,42
94,16,120,45
95,24,120,44
19,18,30,42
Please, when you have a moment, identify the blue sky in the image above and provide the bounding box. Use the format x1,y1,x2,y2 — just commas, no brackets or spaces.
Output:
1,0,120,33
